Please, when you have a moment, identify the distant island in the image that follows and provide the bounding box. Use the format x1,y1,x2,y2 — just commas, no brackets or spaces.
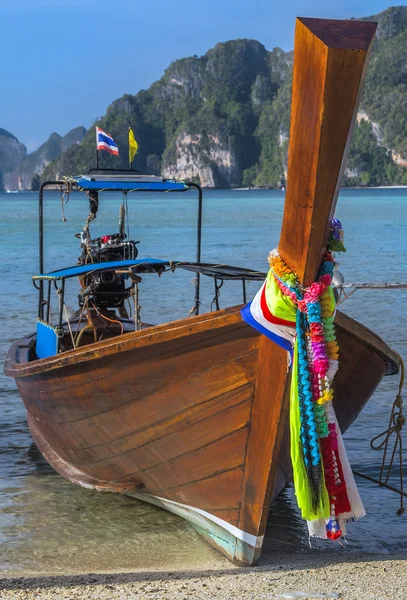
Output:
0,127,86,192
2,5,407,190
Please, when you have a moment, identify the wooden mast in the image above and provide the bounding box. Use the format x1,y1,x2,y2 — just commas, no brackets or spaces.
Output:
235,18,377,565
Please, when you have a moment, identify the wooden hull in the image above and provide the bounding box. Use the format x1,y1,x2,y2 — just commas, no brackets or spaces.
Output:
5,307,399,565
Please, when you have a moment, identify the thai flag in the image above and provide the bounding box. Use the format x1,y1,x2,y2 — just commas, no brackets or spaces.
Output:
240,282,295,354
96,127,119,155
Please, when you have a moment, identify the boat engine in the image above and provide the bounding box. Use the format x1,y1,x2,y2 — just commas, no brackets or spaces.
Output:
76,196,139,309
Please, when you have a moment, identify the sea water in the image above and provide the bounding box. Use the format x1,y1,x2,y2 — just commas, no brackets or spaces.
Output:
0,188,406,575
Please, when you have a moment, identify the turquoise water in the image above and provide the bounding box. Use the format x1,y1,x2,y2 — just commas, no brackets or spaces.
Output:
0,188,406,575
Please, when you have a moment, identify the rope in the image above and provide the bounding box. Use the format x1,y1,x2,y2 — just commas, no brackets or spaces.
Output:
210,279,223,311
75,324,93,347
86,301,98,343
187,276,200,317
73,301,87,346
353,351,405,515
84,211,96,233
60,181,71,222
336,283,407,305
90,301,124,336
63,304,75,349
188,303,199,317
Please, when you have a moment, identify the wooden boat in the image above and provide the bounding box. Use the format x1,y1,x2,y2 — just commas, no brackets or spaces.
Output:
4,17,400,566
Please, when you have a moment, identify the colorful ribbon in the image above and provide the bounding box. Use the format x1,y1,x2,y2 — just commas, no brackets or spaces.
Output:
241,220,365,539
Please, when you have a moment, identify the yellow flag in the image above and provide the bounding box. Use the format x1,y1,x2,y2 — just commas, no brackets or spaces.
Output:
128,127,138,164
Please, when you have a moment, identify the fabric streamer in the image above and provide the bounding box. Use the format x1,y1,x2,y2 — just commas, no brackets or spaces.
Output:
241,219,365,540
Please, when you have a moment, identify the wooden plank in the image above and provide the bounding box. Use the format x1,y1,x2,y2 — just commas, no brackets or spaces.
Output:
53,385,253,467
56,391,251,479
332,326,386,432
19,323,259,423
27,353,257,451
161,466,244,511
143,427,248,492
6,306,251,378
237,337,290,539
335,310,400,371
210,508,240,526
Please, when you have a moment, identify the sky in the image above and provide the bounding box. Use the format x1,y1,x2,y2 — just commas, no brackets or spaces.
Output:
0,0,404,152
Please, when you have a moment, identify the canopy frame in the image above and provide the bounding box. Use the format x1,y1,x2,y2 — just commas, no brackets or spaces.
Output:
38,175,203,318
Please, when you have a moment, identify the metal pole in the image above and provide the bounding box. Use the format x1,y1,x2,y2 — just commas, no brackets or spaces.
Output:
134,282,140,330
214,279,220,311
46,280,51,322
39,183,44,319
129,127,134,171
57,279,65,354
195,185,202,315
186,183,203,315
38,181,67,320
96,149,99,169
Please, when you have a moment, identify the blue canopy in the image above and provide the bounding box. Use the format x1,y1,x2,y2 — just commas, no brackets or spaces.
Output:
34,258,170,280
71,174,188,192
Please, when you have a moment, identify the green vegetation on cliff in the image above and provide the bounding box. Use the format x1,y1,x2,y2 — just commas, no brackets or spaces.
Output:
44,6,407,188
361,6,407,159
344,119,406,186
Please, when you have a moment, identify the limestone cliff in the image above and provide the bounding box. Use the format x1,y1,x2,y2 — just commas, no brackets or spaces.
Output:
0,126,86,190
43,39,291,187
42,6,407,187
0,129,26,191
17,127,86,189
162,131,240,188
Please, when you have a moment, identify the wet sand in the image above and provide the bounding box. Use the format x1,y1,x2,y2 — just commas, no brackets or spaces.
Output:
1,552,406,599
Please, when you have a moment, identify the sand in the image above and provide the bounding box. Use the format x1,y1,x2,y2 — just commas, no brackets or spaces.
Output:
1,552,406,600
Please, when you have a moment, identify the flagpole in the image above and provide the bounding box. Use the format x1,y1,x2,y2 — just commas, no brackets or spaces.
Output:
95,126,99,170
129,127,133,171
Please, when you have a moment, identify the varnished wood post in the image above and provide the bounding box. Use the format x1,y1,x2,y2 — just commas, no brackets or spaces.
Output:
280,17,377,285
236,18,377,565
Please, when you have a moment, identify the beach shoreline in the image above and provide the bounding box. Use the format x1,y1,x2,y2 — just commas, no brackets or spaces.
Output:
231,185,407,191
3,185,407,194
1,551,406,599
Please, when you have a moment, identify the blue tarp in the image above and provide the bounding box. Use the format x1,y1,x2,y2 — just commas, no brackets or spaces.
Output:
34,258,170,280
73,177,188,192
36,320,58,359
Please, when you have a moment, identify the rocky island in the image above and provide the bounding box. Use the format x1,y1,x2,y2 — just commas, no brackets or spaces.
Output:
2,5,407,189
